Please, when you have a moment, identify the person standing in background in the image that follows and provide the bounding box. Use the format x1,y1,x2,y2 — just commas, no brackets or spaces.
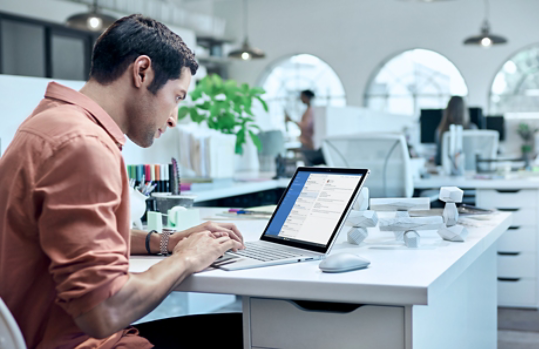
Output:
285,90,325,165
434,95,477,165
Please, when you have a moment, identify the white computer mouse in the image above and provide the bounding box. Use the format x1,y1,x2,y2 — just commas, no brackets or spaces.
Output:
319,253,371,273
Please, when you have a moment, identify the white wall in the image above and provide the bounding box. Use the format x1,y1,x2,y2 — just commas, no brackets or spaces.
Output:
217,0,539,113
0,75,180,165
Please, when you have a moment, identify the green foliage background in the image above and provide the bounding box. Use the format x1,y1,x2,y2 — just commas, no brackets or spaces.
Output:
178,74,269,155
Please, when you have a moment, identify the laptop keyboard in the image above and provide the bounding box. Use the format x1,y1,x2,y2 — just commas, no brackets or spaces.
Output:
231,242,305,262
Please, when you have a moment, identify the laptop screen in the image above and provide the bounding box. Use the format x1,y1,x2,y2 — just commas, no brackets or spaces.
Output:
261,167,369,253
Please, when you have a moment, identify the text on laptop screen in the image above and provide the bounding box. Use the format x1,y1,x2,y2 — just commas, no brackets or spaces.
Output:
264,171,362,246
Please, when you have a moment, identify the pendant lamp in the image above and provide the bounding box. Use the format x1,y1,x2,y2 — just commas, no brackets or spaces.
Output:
66,0,116,32
463,0,507,47
228,0,265,60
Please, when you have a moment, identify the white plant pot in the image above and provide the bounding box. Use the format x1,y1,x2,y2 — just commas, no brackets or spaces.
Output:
235,136,260,172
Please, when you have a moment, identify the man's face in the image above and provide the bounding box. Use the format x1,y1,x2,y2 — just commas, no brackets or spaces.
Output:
128,67,192,148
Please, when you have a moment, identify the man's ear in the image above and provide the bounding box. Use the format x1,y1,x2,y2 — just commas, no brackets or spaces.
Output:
132,55,153,89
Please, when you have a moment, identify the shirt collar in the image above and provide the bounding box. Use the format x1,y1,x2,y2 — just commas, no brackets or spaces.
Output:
44,82,126,148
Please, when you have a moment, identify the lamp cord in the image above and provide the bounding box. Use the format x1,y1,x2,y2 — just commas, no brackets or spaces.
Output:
382,140,400,198
243,0,248,42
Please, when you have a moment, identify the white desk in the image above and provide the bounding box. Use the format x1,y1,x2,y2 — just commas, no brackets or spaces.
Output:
416,174,539,309
131,208,511,349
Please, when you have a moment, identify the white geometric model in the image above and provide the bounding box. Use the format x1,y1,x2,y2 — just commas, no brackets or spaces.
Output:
437,186,468,242
347,210,378,227
438,225,469,242
353,187,370,211
347,227,369,245
370,197,439,248
403,230,420,248
369,197,430,212
346,188,375,245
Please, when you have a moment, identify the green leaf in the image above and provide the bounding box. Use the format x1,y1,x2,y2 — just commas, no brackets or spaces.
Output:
250,86,265,95
190,88,203,101
198,101,211,110
189,109,205,123
244,105,254,116
255,96,269,112
241,83,250,93
210,103,221,118
177,106,190,120
235,128,246,155
249,130,263,152
224,79,237,90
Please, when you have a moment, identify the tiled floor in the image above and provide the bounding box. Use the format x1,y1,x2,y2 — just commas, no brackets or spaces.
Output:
498,308,539,348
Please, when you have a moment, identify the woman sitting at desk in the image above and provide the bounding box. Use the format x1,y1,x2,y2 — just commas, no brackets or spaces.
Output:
435,96,477,165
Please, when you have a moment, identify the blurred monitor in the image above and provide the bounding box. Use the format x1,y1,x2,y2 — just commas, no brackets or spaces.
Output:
468,107,485,129
420,109,443,143
421,107,486,144
485,115,505,141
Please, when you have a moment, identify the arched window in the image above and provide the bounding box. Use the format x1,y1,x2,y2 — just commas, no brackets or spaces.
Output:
490,44,539,114
365,49,468,116
258,54,346,138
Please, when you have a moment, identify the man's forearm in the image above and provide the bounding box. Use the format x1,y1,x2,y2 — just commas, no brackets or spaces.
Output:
74,253,192,338
130,229,161,255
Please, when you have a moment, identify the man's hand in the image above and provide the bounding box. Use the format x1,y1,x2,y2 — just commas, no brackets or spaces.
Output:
173,231,242,273
169,221,245,251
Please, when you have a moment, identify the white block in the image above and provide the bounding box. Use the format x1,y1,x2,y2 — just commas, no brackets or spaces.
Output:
404,230,420,248
437,224,469,242
442,202,459,227
352,187,370,211
347,210,378,227
439,187,464,203
379,216,443,231
370,197,430,212
347,227,368,245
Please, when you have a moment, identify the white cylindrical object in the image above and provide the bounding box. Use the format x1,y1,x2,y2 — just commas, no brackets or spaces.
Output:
455,125,463,153
449,124,456,157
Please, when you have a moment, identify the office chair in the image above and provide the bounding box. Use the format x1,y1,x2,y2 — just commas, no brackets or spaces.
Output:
322,133,413,198
442,130,499,174
0,298,26,349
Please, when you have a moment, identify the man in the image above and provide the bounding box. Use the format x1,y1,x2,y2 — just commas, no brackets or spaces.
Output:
0,14,244,348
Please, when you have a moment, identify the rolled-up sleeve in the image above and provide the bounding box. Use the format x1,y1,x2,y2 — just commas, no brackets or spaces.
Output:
35,134,129,318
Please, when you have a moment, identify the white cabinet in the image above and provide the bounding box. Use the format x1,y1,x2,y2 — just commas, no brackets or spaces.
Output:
247,298,405,349
476,189,539,308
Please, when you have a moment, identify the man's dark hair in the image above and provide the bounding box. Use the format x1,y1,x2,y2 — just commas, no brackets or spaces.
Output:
301,89,315,100
90,14,198,94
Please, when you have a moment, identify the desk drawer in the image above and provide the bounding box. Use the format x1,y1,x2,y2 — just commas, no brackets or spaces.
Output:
497,252,536,278
498,278,537,307
495,208,537,227
498,227,537,253
249,298,405,349
476,189,537,209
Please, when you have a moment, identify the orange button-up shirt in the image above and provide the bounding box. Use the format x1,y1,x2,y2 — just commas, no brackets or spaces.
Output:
0,82,152,349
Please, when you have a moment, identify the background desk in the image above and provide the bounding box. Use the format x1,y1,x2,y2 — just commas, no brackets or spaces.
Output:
416,175,539,309
131,208,511,349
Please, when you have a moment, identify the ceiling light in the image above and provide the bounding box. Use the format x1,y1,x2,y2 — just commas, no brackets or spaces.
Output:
228,0,265,60
463,0,507,47
66,0,116,32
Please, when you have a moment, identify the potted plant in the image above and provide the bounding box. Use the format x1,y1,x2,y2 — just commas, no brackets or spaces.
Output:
517,122,538,168
177,74,269,155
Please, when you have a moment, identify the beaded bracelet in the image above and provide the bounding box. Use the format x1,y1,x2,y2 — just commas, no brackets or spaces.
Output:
145,230,158,255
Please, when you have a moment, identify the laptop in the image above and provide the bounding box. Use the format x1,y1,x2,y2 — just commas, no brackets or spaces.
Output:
213,167,370,271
